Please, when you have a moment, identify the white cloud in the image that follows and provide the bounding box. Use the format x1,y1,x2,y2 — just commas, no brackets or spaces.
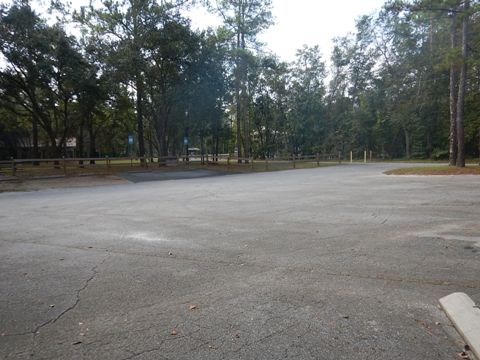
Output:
260,0,385,61
189,0,385,62
28,0,385,63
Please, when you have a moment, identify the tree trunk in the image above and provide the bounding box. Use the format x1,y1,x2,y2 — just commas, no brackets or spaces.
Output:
136,77,146,160
215,134,219,162
235,1,247,164
478,129,480,164
235,31,243,163
62,97,68,157
32,114,39,162
456,0,469,168
147,118,154,162
88,121,96,165
155,109,168,165
78,120,84,166
449,12,458,166
200,132,205,165
404,128,411,159
79,122,84,157
426,131,432,158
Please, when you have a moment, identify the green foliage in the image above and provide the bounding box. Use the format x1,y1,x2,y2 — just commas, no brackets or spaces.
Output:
1,0,479,161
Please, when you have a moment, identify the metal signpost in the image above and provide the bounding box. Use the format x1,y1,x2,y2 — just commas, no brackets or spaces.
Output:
128,134,134,157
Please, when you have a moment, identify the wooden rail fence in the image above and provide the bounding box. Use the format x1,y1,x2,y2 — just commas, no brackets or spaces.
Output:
0,153,353,179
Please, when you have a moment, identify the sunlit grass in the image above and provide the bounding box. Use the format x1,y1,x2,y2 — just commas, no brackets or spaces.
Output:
385,165,480,175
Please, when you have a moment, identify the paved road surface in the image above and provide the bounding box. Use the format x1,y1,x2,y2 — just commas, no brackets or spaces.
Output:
119,168,226,183
1,163,479,359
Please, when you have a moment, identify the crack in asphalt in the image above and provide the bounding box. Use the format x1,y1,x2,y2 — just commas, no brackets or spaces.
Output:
324,271,479,288
3,237,479,307
1,238,470,287
37,263,101,332
280,266,480,289
2,258,106,359
119,327,199,360
121,347,165,360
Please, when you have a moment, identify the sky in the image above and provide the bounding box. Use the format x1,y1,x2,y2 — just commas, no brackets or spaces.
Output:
8,0,386,64
188,0,386,62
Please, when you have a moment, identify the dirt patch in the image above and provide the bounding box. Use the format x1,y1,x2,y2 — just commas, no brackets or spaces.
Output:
0,175,130,193
385,166,480,176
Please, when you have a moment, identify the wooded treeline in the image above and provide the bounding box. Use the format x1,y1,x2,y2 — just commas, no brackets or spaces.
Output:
1,0,479,165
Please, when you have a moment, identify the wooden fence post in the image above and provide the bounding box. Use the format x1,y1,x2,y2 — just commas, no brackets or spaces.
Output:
350,151,353,163
364,151,367,163
316,153,320,167
292,154,296,169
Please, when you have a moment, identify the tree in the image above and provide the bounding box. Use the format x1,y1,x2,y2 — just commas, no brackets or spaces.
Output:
210,0,273,161
455,0,470,166
385,0,478,165
288,46,326,155
80,0,175,158
0,1,86,157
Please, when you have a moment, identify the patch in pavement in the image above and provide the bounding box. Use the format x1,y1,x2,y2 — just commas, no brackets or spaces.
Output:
414,222,480,248
119,168,226,183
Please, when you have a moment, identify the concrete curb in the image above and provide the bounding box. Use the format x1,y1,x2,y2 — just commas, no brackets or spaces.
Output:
440,292,480,359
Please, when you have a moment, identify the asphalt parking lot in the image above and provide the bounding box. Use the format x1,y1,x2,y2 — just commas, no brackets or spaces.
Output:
1,163,479,359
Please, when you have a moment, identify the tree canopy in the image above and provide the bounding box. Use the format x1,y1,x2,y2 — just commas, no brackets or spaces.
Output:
1,0,479,166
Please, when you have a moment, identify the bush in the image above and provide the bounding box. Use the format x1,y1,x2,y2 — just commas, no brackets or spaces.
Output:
432,149,449,160
410,152,427,159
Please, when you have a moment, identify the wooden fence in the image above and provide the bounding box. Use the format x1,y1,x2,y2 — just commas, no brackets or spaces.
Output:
0,153,348,179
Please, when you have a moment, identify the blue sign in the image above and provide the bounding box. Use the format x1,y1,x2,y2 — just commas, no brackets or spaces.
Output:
128,135,134,145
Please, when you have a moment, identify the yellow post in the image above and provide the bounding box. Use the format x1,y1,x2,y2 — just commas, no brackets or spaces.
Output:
350,151,353,163
364,151,367,163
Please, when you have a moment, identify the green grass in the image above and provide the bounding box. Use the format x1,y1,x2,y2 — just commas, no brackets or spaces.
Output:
385,165,480,175
0,159,340,179
204,160,339,173
375,158,479,164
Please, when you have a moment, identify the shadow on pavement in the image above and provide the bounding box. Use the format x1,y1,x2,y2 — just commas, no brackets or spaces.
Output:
119,168,226,183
